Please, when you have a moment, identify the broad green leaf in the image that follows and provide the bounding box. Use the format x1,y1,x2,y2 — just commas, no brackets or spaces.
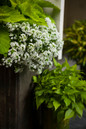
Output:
0,27,10,55
36,97,45,109
33,76,37,83
53,100,60,110
0,6,27,23
19,1,47,25
64,109,74,120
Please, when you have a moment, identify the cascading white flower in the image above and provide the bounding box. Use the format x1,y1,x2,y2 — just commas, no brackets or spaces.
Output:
2,17,64,74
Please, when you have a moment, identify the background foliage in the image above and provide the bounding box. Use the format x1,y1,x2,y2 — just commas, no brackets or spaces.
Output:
64,20,86,67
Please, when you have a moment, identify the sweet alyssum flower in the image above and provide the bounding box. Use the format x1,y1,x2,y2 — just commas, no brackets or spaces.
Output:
2,17,64,74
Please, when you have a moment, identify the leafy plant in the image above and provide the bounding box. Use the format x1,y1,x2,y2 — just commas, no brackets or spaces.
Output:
0,0,60,25
0,0,60,60
33,58,86,121
64,20,86,67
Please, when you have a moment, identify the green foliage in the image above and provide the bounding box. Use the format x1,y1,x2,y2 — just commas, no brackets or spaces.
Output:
0,6,27,23
0,0,60,25
64,20,86,66
0,0,60,56
0,25,10,55
33,58,86,120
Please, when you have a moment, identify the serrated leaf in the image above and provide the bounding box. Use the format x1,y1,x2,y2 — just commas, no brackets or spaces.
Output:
0,6,27,23
64,109,74,120
19,1,47,25
53,100,60,110
0,27,10,55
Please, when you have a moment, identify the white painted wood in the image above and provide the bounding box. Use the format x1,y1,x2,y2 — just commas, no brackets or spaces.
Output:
58,0,65,59
45,0,65,59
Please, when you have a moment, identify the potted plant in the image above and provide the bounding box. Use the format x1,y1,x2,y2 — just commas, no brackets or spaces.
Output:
0,0,63,74
64,20,86,77
33,58,86,129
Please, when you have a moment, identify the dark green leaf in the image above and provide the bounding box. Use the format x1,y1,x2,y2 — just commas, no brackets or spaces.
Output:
36,96,45,109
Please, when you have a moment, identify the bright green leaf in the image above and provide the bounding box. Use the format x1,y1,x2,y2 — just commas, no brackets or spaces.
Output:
53,100,60,110
0,27,10,55
0,6,27,23
64,109,74,120
53,58,61,67
33,76,37,83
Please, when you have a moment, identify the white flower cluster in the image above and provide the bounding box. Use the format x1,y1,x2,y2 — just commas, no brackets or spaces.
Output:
2,17,64,74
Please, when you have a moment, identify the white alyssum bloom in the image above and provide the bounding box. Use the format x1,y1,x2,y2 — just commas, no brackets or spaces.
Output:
2,17,64,74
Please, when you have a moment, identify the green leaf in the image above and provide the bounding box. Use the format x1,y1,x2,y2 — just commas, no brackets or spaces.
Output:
9,0,17,8
36,0,60,12
62,58,70,68
9,0,26,7
53,58,61,67
33,76,37,83
36,96,45,109
0,27,10,55
53,99,60,110
19,1,47,25
81,92,86,100
64,109,74,120
35,90,44,96
63,96,71,107
0,6,27,23
74,103,84,117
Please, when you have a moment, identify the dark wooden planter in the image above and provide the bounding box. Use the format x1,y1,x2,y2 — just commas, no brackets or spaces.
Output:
0,66,40,129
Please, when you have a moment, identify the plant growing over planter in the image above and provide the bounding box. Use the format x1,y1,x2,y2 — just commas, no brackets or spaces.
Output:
64,20,86,74
33,58,86,129
0,0,63,74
